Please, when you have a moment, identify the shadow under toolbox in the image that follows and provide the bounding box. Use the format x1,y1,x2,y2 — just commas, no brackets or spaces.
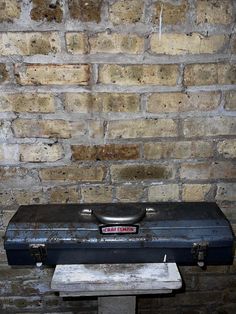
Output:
4,202,235,267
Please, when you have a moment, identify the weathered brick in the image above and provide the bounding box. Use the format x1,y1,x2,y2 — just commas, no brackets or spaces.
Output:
0,265,53,280
150,33,227,55
0,144,19,163
218,64,236,84
217,140,236,158
12,119,72,138
0,167,39,188
0,120,11,141
66,32,88,54
110,164,175,182
0,167,21,181
225,91,236,110
42,296,97,311
182,265,228,274
0,63,8,82
232,224,236,235
163,291,223,306
89,33,144,54
69,0,102,22
0,190,16,205
183,116,236,137
147,92,220,113
0,93,55,113
220,203,236,220
152,0,188,25
216,183,236,201
0,32,60,56
14,189,47,205
1,210,16,228
0,231,7,262
64,93,140,113
184,63,236,86
0,0,21,22
88,120,104,141
0,296,43,311
107,119,178,139
15,64,90,85
39,165,106,182
180,161,236,180
48,186,79,203
196,0,234,25
71,144,139,161
99,64,179,86
81,185,112,203
198,274,236,291
215,304,236,314
231,35,236,54
0,279,51,296
109,0,144,25
19,144,64,162
116,185,144,202
144,141,213,159
182,184,212,201
30,0,63,23
148,184,179,201
229,259,236,273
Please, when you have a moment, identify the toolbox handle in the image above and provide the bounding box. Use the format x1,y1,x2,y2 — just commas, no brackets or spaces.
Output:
91,205,146,224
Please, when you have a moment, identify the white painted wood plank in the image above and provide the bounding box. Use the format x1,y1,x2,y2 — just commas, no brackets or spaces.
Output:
51,263,182,295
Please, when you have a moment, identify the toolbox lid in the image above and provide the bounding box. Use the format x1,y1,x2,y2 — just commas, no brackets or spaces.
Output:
4,202,234,250
5,202,232,229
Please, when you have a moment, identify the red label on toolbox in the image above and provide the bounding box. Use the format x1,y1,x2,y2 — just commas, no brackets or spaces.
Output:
100,225,138,234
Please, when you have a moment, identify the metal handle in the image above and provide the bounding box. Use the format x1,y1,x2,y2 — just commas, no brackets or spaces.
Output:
92,205,146,224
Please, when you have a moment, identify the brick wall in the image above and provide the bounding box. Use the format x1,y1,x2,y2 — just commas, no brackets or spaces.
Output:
0,0,235,312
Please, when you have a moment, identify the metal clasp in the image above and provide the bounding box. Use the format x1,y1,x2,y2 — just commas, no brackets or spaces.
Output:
81,208,93,215
191,241,209,267
29,244,47,266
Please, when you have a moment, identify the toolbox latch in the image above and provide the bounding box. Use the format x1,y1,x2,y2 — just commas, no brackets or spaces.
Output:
191,241,209,267
29,244,47,267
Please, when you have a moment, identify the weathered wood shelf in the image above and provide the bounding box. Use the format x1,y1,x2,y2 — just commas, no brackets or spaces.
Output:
51,263,182,314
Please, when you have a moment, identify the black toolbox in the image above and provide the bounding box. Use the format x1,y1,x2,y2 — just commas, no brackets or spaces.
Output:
4,202,235,267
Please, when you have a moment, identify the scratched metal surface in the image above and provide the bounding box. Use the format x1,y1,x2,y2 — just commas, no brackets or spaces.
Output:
4,202,234,265
5,202,233,246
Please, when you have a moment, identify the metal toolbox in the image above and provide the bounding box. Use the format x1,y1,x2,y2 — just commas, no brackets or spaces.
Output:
4,202,235,267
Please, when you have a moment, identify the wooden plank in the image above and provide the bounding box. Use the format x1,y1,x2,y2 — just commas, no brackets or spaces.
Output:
51,263,182,296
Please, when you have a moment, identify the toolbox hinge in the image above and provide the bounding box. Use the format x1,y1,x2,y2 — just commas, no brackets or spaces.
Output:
191,241,209,267
29,244,47,266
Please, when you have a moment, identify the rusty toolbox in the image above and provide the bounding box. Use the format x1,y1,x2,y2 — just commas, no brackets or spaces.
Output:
4,202,235,267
